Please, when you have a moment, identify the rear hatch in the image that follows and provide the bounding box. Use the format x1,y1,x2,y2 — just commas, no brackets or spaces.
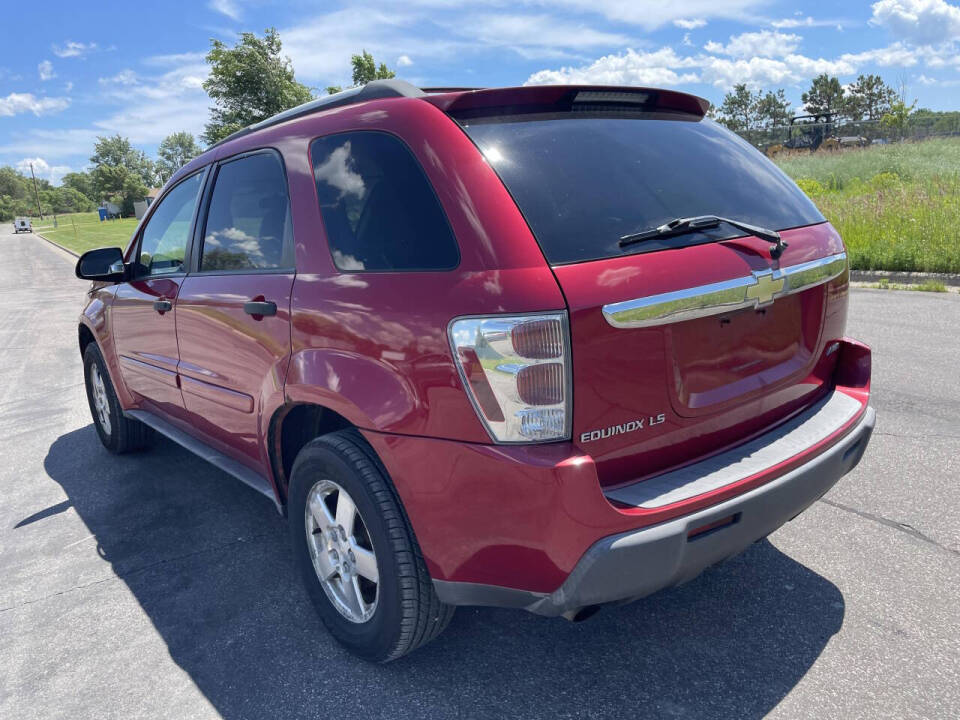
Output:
452,87,849,487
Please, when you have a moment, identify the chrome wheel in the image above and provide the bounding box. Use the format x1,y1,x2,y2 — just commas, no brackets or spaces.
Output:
90,364,112,436
304,479,379,623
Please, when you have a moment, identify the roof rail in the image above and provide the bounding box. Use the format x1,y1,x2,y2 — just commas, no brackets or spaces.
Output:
210,79,426,149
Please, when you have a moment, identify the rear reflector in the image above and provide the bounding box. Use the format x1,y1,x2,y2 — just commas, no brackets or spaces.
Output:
688,513,741,541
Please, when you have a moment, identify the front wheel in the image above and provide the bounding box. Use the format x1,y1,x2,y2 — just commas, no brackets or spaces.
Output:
289,430,453,662
82,343,152,453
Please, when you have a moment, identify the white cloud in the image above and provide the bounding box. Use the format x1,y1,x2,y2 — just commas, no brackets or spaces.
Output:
704,31,803,58
771,16,844,28
840,42,922,67
870,0,960,45
460,13,632,57
674,18,707,29
525,48,699,87
15,157,72,185
397,54,413,67
208,0,241,21
0,93,70,117
52,41,97,58
38,60,55,81
64,81,73,92
520,0,766,29
99,69,139,86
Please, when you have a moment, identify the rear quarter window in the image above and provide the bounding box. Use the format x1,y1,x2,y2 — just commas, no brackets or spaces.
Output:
460,114,825,265
310,131,459,272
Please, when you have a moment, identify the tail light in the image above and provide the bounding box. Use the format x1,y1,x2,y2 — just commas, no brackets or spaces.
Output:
449,312,571,443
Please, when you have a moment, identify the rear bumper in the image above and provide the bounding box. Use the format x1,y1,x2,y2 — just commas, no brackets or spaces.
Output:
434,403,874,616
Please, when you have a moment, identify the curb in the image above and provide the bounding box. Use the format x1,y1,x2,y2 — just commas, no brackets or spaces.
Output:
36,232,79,258
850,270,960,287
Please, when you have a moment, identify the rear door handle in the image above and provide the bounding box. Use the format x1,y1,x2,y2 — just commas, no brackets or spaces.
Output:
153,299,172,313
243,300,277,317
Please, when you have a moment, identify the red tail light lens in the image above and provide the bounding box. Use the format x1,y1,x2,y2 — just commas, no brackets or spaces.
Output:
511,318,563,359
516,363,564,405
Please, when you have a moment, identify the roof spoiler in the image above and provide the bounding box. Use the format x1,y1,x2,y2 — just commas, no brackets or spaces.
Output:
423,85,710,118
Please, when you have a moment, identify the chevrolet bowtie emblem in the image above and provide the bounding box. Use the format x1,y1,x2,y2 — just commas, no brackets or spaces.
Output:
745,269,786,307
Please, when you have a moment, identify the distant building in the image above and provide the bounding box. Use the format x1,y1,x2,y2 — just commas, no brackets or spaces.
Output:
134,189,163,220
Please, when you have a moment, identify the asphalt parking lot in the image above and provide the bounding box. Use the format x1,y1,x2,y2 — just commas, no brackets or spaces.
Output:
1,229,958,719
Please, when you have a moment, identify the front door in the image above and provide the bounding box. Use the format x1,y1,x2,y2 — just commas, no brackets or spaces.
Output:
175,150,294,473
112,170,205,415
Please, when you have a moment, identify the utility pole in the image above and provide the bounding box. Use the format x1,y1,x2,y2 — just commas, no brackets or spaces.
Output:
29,162,43,220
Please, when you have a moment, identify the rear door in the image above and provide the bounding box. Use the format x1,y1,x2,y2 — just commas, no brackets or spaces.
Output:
459,105,849,487
112,170,206,415
175,150,295,473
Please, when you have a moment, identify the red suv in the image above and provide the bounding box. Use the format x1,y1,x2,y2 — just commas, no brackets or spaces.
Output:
76,80,875,661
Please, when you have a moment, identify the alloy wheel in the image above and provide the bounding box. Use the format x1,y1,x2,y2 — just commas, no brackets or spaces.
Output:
304,479,379,623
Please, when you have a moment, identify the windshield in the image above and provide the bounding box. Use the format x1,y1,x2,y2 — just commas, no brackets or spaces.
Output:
460,113,824,264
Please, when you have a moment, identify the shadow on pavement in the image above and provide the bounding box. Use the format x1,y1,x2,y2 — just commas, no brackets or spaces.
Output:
39,425,844,719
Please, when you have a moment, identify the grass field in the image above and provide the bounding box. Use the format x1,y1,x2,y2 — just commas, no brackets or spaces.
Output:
774,137,960,273
31,211,137,255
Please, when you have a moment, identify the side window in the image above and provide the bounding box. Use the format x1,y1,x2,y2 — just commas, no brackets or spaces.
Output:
310,132,459,272
200,152,293,272
137,172,203,276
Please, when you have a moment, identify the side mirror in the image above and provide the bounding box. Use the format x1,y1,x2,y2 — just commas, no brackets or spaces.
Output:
76,247,128,282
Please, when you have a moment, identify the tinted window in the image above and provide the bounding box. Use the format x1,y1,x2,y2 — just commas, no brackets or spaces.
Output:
310,132,458,271
461,114,825,264
137,172,203,276
201,152,293,271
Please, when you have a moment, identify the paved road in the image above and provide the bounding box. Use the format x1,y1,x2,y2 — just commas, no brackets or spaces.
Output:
1,230,958,720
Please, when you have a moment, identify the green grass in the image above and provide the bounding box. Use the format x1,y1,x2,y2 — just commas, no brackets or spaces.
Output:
34,211,138,254
774,138,960,274
871,278,949,292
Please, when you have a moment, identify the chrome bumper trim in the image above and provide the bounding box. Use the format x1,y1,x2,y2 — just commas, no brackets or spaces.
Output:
602,252,848,329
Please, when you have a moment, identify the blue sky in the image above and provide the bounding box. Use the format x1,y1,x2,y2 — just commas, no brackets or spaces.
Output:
2,0,958,184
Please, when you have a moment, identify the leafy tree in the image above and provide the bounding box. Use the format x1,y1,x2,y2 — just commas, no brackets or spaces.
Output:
202,28,313,145
881,98,917,140
326,50,396,95
156,131,201,182
716,83,756,133
90,135,154,215
754,89,792,129
845,74,895,121
802,74,845,116
0,166,35,220
61,171,95,199
47,186,95,214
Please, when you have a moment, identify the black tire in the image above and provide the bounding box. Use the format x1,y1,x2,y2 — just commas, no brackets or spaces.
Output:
82,343,152,454
289,429,454,662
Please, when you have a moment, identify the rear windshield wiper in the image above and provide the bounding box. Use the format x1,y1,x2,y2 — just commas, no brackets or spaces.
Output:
619,215,788,259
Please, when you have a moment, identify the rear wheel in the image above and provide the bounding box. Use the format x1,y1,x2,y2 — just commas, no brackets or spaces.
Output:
83,343,152,453
289,430,453,661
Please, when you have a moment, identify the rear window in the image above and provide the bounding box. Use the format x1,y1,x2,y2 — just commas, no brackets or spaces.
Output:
460,114,825,264
310,131,459,272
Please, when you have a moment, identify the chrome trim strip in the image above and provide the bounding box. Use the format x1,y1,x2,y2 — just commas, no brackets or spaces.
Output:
602,252,848,329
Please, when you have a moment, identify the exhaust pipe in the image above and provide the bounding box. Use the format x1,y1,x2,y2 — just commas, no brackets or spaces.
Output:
561,604,602,622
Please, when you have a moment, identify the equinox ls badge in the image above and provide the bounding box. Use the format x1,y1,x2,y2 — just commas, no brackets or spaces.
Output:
581,413,666,443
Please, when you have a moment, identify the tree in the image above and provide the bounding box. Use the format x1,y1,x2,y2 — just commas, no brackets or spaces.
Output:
716,83,756,133
802,74,845,116
61,171,95,199
202,28,313,145
845,74,895,121
754,89,792,129
156,132,201,182
881,99,917,140
326,50,396,95
89,135,154,215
